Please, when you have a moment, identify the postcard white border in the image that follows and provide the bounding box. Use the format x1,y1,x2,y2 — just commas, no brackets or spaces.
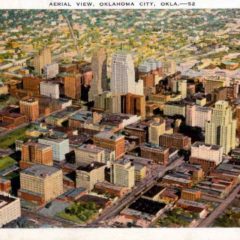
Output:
1,228,240,240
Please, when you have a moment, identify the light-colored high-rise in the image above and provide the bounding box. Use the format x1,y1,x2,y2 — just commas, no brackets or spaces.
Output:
76,162,106,191
172,80,187,99
19,164,63,204
148,117,173,145
33,48,52,75
75,144,106,165
205,100,236,154
191,142,223,165
40,81,60,99
38,138,69,162
0,193,21,227
111,52,143,95
186,105,212,130
89,48,107,101
112,160,135,189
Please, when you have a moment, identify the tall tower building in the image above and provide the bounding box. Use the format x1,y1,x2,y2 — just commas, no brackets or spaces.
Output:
205,101,236,154
111,52,143,96
33,48,52,75
172,80,187,99
63,73,81,100
20,142,53,168
89,48,107,101
112,160,135,189
149,118,166,145
20,97,39,121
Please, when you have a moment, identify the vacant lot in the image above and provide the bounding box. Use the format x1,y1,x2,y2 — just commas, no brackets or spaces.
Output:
0,156,16,171
0,127,28,149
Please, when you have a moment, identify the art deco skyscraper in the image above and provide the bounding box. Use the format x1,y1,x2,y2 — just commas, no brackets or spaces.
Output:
110,52,143,96
89,48,107,101
205,100,236,154
33,48,52,75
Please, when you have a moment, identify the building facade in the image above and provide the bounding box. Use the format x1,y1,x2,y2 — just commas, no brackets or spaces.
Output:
89,48,107,101
0,193,21,227
186,105,212,130
38,138,69,162
93,132,125,159
112,160,135,189
159,133,191,149
111,52,143,95
21,142,53,168
76,162,106,191
163,101,186,117
40,81,60,99
18,165,63,205
148,118,167,145
205,101,236,154
20,98,39,121
140,143,169,165
190,142,223,173
75,144,106,165
33,48,52,75
63,73,81,100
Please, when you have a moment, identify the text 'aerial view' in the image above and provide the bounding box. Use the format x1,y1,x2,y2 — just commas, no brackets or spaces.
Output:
0,9,240,228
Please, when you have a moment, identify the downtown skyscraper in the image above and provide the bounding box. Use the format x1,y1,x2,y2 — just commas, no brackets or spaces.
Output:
110,52,143,96
205,100,236,154
89,48,107,101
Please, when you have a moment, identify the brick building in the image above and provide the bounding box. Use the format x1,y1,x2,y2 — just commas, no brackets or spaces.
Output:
93,132,125,159
22,76,42,96
121,93,146,119
62,73,81,99
20,97,39,121
1,113,26,129
124,122,148,143
20,142,53,169
140,143,169,165
159,133,191,149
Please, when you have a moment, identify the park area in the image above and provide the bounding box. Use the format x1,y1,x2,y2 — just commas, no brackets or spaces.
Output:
57,202,100,224
156,208,199,227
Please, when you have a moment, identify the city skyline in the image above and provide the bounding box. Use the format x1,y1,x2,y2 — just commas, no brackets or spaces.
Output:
0,9,240,229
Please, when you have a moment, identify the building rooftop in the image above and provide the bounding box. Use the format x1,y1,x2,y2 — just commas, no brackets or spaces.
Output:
177,199,206,209
69,110,92,122
39,137,68,144
0,194,16,208
78,194,109,208
140,143,168,152
117,155,153,166
192,141,222,150
163,175,192,184
165,101,186,107
125,122,148,131
94,131,124,141
22,164,60,178
129,197,166,215
77,144,105,154
23,141,52,150
20,97,38,103
143,185,165,198
77,162,106,172
160,133,188,139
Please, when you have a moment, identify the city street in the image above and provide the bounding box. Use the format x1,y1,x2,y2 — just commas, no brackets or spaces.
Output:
88,157,183,227
198,184,240,227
